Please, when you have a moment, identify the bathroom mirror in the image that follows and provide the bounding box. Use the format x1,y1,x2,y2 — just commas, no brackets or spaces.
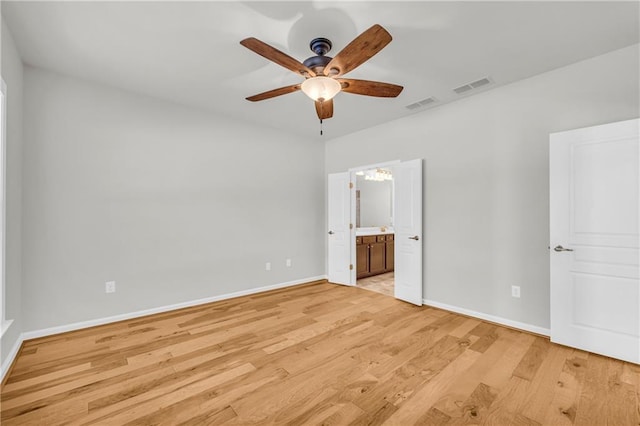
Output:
356,168,393,228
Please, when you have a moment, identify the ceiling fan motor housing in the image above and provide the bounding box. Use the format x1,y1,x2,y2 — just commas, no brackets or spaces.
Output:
303,55,332,74
303,37,334,75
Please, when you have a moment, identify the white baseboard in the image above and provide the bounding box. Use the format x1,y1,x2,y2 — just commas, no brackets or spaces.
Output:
1,332,24,383
22,275,327,341
423,298,550,337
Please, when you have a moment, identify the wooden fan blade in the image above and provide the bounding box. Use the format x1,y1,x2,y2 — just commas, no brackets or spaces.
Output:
240,38,316,77
323,24,392,77
315,99,334,119
246,84,301,102
338,79,403,97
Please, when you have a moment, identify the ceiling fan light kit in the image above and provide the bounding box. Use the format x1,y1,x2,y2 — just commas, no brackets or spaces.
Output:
300,77,341,102
240,24,403,134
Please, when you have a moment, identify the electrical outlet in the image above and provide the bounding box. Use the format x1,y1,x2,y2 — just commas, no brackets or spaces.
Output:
105,281,116,294
286,258,292,267
265,262,271,271
511,285,521,298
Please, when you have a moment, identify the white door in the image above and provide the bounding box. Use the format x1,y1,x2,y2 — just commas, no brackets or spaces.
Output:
550,118,639,364
393,159,423,305
328,172,352,285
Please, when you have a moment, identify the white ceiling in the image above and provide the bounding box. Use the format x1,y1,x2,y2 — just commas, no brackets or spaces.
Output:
2,1,639,140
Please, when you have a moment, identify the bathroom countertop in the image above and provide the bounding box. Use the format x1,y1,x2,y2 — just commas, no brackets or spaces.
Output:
355,227,394,236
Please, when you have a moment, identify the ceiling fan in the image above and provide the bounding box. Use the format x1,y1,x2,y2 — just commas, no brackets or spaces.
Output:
240,24,403,124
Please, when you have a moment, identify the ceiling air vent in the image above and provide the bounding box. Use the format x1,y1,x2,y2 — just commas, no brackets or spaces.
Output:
470,77,491,88
405,96,437,111
453,77,493,95
453,84,473,94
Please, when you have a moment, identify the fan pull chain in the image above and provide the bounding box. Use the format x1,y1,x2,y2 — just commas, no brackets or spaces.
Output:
319,101,324,135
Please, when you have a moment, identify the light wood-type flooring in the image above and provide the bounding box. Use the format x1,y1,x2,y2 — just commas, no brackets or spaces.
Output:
357,272,394,297
1,281,639,425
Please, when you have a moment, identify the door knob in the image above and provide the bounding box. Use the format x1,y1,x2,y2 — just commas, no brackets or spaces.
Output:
408,235,420,241
328,231,334,235
553,245,573,252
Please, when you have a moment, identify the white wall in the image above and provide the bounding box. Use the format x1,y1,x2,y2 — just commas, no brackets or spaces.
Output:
1,18,24,367
21,66,325,332
326,44,640,330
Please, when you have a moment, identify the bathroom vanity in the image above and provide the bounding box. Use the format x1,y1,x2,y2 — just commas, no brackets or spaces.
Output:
356,230,394,279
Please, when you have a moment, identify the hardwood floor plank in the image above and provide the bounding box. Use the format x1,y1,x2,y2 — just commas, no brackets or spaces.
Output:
449,317,483,339
367,327,449,380
80,363,257,425
430,327,524,419
621,362,640,426
7,345,113,382
604,359,636,426
2,394,88,426
175,405,237,426
481,331,536,389
512,336,550,381
520,343,574,423
384,349,482,424
483,376,534,425
1,363,93,394
573,354,611,426
351,401,398,425
228,349,360,422
1,282,638,425
450,382,498,425
468,325,499,353
415,407,452,425
154,367,287,426
543,354,587,425
307,401,365,425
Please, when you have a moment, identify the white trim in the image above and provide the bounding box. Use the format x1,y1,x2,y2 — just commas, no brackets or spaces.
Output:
423,298,551,337
0,328,23,382
1,318,13,337
1,77,7,326
22,275,327,340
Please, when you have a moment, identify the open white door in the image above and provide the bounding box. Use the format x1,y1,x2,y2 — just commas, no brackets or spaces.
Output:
550,118,639,364
393,159,423,305
328,172,352,285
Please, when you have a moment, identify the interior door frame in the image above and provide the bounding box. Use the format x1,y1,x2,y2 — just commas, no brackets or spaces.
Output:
347,160,402,285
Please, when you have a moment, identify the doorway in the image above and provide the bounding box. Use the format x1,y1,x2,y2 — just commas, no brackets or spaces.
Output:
354,167,395,297
327,159,424,306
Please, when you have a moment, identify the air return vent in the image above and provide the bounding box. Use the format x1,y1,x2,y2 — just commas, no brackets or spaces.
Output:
470,77,491,88
453,84,473,94
453,77,493,95
405,97,437,111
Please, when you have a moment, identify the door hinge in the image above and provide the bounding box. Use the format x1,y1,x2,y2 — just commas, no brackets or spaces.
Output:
349,264,353,270
350,223,353,229
349,182,353,189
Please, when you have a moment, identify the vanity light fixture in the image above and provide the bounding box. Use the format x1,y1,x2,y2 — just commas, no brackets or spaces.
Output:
356,168,393,182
